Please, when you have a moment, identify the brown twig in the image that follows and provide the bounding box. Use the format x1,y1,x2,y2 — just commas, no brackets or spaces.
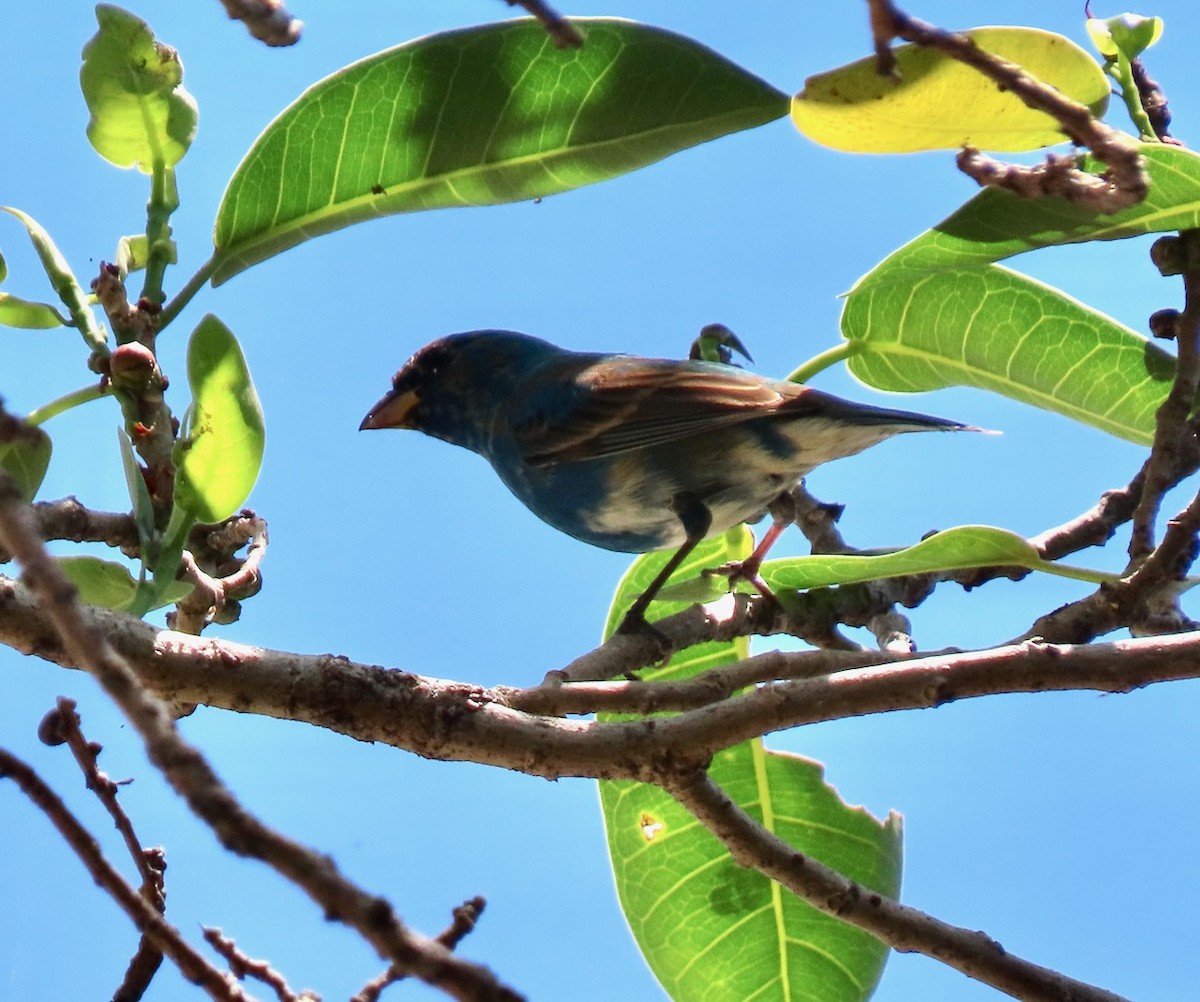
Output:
216,0,302,46
0,471,522,1002
42,698,170,1001
503,0,583,48
665,768,1131,1002
203,927,318,1002
0,745,246,1000
171,512,268,633
354,898,487,1002
1129,234,1200,562
867,0,1148,211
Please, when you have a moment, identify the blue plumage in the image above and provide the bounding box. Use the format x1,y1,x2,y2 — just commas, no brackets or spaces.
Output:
361,330,976,627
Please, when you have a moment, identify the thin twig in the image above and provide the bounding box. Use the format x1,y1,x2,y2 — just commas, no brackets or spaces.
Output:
216,0,302,46
44,698,169,1001
868,0,1147,210
354,898,487,1002
0,745,246,1000
203,927,318,1002
503,0,583,48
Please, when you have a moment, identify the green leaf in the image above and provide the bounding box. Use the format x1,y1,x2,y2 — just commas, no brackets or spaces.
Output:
792,27,1109,153
58,555,137,608
80,4,198,172
602,750,901,1002
212,19,787,284
842,264,1174,445
1087,12,1163,59
0,207,107,352
859,145,1200,282
117,428,157,558
58,555,191,611
0,428,52,502
116,234,151,274
762,526,1044,593
174,315,265,523
599,531,899,1001
0,294,69,329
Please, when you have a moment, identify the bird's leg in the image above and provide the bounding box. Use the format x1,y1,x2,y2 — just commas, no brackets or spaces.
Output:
617,493,712,636
711,491,797,602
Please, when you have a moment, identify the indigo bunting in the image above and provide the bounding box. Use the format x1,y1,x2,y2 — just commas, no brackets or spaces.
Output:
361,330,976,629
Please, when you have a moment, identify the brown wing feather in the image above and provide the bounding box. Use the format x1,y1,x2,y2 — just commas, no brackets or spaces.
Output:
518,357,820,466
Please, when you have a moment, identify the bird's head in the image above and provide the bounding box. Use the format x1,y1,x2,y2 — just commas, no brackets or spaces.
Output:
360,330,560,450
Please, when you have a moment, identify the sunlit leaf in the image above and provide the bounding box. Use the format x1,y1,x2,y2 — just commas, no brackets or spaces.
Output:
599,530,899,1001
80,4,198,171
842,264,1173,444
1087,12,1163,59
792,27,1109,153
212,19,786,284
762,525,1036,592
174,315,265,522
0,207,105,351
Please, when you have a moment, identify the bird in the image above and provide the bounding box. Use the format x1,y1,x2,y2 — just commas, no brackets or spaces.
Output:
360,329,979,633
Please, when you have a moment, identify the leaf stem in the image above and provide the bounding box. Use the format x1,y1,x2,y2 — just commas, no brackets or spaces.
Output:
1032,559,1121,586
786,341,859,384
140,164,180,307
25,384,109,426
1,206,108,356
158,254,218,331
1105,55,1157,142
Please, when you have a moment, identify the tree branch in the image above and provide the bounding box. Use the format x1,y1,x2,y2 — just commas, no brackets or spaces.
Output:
0,474,522,1002
0,744,246,1000
5,571,1200,778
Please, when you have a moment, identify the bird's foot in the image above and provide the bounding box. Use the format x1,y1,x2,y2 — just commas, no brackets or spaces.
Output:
706,560,782,611
615,607,673,665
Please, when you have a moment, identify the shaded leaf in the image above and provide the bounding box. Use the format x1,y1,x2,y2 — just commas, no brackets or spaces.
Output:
0,206,107,351
0,294,68,329
0,428,51,502
599,530,899,1001
174,315,265,523
792,27,1108,153
212,19,786,284
842,264,1173,444
117,428,157,557
80,4,198,171
58,555,190,611
857,145,1200,283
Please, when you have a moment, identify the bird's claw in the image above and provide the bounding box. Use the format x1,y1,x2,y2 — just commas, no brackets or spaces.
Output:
615,608,673,666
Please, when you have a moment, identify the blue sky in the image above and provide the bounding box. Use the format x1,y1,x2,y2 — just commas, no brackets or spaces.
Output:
2,2,1198,999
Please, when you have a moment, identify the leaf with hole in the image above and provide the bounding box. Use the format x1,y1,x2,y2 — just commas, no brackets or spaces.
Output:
80,4,197,171
599,530,900,1001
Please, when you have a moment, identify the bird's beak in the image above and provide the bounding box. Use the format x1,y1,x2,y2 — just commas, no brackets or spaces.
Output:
359,387,419,431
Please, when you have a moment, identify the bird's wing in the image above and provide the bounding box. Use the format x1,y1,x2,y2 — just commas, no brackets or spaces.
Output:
514,357,816,466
